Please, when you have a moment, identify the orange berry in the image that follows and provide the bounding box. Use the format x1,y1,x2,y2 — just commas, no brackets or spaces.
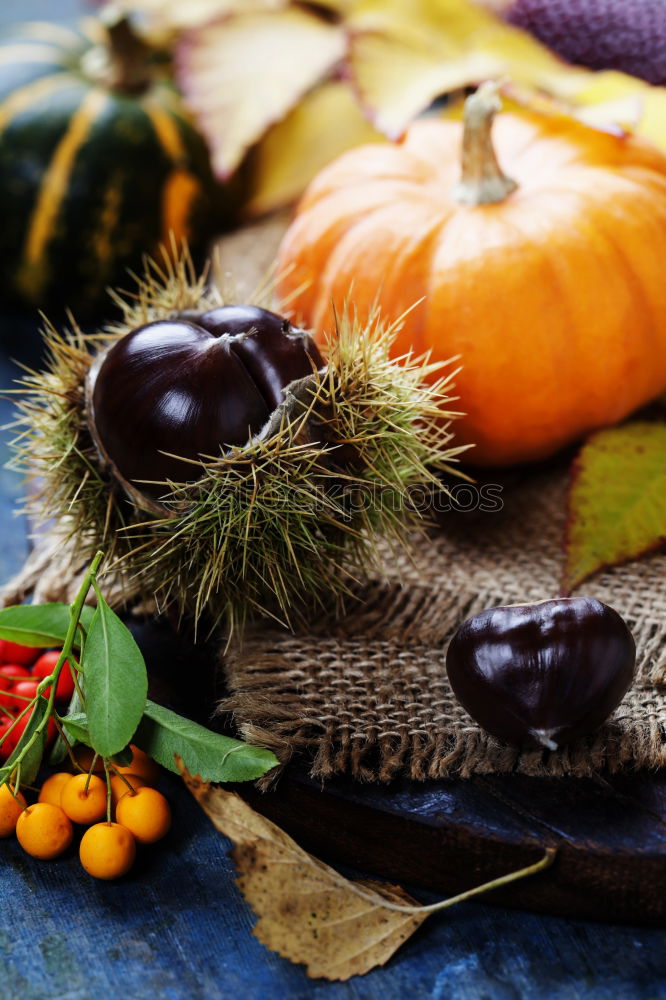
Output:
16,802,73,859
0,783,26,837
116,786,171,844
109,773,146,810
79,822,136,879
60,773,107,825
38,772,73,807
113,745,160,785
72,745,105,773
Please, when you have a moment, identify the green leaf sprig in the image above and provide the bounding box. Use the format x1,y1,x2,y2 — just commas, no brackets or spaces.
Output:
0,551,278,791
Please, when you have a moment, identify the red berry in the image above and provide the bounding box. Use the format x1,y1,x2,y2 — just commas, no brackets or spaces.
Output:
0,664,31,683
0,718,15,762
32,650,76,702
3,719,21,754
0,676,15,713
6,710,56,753
0,666,31,713
31,650,60,678
0,641,38,666
12,679,40,702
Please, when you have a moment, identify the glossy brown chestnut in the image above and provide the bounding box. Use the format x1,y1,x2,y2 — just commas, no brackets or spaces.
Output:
87,306,322,502
445,597,636,750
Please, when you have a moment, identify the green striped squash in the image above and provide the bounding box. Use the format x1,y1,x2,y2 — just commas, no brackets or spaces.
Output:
0,17,218,316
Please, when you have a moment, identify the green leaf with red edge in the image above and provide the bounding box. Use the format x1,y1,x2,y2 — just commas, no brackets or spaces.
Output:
562,422,666,594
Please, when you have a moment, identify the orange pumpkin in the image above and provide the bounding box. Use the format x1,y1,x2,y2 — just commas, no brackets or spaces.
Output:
276,84,666,466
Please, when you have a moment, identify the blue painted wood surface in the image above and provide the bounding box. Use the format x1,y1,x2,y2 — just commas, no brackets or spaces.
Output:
2,3,666,992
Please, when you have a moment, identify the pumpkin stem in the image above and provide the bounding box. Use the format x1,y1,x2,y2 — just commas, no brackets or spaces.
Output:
453,81,518,206
84,7,153,94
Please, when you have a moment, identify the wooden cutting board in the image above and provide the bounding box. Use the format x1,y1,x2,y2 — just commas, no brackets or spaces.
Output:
239,764,666,925
133,614,666,927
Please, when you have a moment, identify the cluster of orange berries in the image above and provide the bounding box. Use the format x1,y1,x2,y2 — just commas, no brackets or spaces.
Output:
0,744,171,879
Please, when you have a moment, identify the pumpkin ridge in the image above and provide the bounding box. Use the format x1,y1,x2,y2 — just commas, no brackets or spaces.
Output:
141,96,187,164
150,83,194,122
17,87,109,300
0,73,75,135
589,207,666,408
360,207,448,358
279,186,423,323
314,199,449,342
529,216,600,433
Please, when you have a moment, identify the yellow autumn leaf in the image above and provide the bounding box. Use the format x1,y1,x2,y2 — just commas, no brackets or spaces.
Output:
347,0,591,136
349,30,498,137
494,79,643,141
167,0,666,209
570,70,666,154
177,7,346,176
181,765,556,982
242,80,383,217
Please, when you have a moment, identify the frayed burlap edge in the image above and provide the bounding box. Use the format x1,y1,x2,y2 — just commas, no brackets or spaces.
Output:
219,464,666,784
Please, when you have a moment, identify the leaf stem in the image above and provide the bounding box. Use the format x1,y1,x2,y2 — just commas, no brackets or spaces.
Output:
349,847,556,915
0,551,104,789
104,764,112,823
108,763,134,790
417,846,556,913
0,697,41,751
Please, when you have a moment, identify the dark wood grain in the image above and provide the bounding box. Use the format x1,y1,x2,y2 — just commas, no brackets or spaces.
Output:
237,767,666,924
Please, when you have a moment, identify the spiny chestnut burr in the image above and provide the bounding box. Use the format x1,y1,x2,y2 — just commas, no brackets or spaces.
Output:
446,598,636,750
12,251,461,633
87,305,323,503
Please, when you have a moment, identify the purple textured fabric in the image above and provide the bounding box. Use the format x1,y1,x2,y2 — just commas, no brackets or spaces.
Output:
507,0,666,84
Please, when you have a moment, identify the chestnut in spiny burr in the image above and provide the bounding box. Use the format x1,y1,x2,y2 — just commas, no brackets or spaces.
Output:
446,597,636,750
87,305,323,503
13,249,461,632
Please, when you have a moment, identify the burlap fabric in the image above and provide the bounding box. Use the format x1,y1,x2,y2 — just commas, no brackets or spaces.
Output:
213,216,666,782
221,463,666,782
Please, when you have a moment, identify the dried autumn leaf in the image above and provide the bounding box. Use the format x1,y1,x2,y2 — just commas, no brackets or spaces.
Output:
181,764,555,981
167,0,666,213
347,0,590,137
347,31,475,139
572,70,666,154
176,7,346,177
243,80,383,217
500,79,644,136
563,422,666,594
